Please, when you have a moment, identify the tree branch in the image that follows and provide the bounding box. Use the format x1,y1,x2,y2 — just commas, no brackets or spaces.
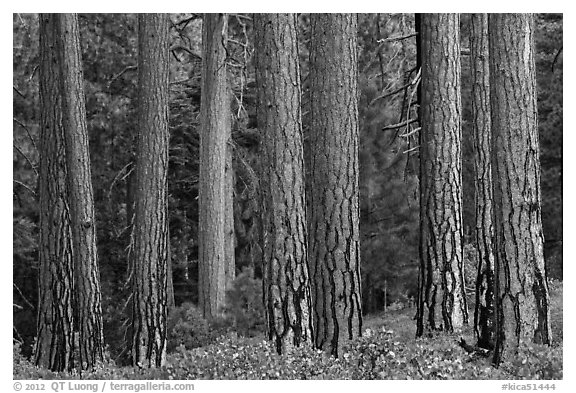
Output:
13,118,37,151
13,143,38,176
13,180,36,198
382,117,418,131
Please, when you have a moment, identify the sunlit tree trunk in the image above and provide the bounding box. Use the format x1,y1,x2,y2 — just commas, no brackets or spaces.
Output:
489,13,551,365
416,13,468,337
131,13,170,368
34,13,75,372
254,13,314,354
56,13,104,369
199,13,230,319
308,13,362,357
469,13,496,350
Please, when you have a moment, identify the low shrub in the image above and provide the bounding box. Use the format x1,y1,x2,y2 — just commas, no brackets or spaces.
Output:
221,268,266,337
166,302,213,352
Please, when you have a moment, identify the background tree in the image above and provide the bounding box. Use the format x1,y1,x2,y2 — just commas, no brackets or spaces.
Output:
489,13,551,365
416,13,468,336
130,13,170,368
33,13,75,372
468,13,495,350
56,13,104,369
307,13,362,357
254,13,314,354
198,13,231,319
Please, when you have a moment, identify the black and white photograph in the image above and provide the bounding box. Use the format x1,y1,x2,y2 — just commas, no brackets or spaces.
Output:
11,8,564,384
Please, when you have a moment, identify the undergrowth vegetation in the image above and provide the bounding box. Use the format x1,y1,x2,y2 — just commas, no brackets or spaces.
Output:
13,280,562,380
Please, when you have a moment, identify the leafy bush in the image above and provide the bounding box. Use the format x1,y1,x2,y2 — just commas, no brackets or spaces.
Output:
221,268,266,337
166,303,213,352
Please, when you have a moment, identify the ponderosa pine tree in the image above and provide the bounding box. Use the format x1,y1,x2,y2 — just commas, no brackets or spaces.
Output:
199,13,231,319
34,13,75,372
254,13,314,354
56,13,104,369
131,13,170,368
489,13,551,365
308,13,362,357
416,13,468,337
469,13,496,350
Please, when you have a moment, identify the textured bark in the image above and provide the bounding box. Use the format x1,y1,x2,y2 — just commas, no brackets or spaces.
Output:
469,13,496,350
56,13,104,369
131,13,170,368
199,13,230,319
225,141,236,290
416,13,468,337
34,14,75,372
489,13,551,365
308,13,362,357
254,13,314,354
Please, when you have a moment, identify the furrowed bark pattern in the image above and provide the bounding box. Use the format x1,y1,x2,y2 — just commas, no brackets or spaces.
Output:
34,14,75,372
489,13,551,365
417,13,468,337
131,13,170,368
199,13,230,319
308,13,362,357
56,13,104,369
469,13,496,350
254,13,314,354
225,140,235,290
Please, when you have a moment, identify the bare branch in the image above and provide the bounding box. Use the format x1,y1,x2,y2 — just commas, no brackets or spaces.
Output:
400,127,421,138
13,118,37,151
403,144,420,154
13,180,36,198
377,32,417,44
382,118,418,131
13,142,38,176
107,65,137,89
13,86,25,99
552,46,563,72
13,283,35,310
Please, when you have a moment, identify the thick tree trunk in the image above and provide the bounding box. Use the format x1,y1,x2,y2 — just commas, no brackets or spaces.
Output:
416,13,468,337
469,13,496,350
489,13,551,365
198,13,230,319
131,13,170,368
225,142,235,290
308,13,362,357
56,13,104,369
254,13,314,354
34,14,75,372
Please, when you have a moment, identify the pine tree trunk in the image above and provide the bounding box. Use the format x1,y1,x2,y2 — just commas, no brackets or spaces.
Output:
489,13,551,365
225,142,235,290
416,13,468,336
34,14,75,372
131,13,170,368
308,13,362,357
469,13,496,350
56,13,104,369
254,13,314,354
199,13,230,319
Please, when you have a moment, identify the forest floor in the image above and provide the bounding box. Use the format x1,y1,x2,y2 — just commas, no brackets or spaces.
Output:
14,279,563,380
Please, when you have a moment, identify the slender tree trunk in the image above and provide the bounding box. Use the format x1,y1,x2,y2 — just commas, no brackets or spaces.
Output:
254,13,314,354
416,13,468,337
469,13,496,350
56,13,104,369
199,13,230,319
34,14,75,372
308,13,362,357
131,13,170,368
489,13,551,365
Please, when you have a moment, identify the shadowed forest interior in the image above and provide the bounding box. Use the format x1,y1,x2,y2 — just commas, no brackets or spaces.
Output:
13,13,562,379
